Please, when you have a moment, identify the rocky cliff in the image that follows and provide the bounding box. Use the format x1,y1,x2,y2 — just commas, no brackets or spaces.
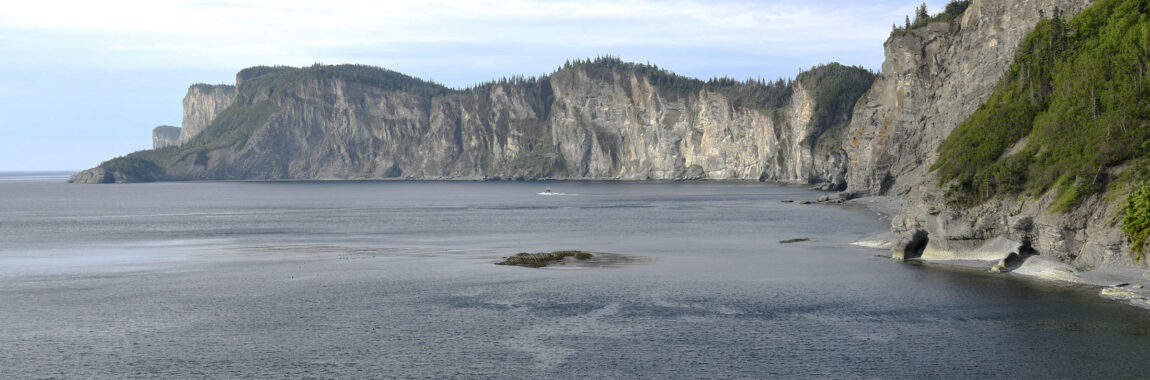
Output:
843,0,1091,196
177,84,236,146
152,125,180,149
72,61,873,184
839,0,1148,272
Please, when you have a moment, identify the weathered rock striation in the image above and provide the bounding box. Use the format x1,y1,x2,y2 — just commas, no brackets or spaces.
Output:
843,0,1092,197
177,84,236,146
71,61,872,184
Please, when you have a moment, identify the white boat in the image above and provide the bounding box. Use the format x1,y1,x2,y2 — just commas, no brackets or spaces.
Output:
538,188,568,196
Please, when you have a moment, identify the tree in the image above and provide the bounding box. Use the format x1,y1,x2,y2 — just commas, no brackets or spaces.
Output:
905,15,911,30
916,3,929,24
1124,182,1150,260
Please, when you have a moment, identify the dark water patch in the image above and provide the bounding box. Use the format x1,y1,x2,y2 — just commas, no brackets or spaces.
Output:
475,205,564,211
577,203,655,210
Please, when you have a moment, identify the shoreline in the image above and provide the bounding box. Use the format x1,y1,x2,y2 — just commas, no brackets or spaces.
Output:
839,194,1150,311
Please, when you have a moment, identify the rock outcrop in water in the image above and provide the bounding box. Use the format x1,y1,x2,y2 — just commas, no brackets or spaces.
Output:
497,250,594,268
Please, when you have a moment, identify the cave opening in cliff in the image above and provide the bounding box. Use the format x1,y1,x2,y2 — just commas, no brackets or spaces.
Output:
903,229,929,260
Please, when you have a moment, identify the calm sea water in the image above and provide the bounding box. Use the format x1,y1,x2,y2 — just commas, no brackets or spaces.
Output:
3,173,1150,378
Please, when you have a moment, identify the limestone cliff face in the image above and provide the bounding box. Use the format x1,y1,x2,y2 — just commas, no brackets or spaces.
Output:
544,68,829,182
843,0,1092,196
177,84,236,145
836,0,1132,269
152,125,180,149
130,64,866,184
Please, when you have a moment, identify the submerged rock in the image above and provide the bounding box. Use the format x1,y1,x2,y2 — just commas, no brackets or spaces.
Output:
497,250,593,268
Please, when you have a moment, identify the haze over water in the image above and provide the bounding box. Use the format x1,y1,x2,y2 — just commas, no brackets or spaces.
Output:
3,175,1150,378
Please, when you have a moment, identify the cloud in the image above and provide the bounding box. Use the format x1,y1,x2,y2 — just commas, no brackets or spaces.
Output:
2,0,958,170
0,0,948,85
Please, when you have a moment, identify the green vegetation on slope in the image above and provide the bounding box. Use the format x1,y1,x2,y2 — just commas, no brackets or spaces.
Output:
1125,182,1150,260
478,144,568,178
506,146,568,178
561,55,796,111
236,66,293,84
189,83,234,92
176,101,279,160
96,101,279,179
239,64,452,99
95,64,445,178
95,155,164,181
795,63,876,141
932,0,1150,213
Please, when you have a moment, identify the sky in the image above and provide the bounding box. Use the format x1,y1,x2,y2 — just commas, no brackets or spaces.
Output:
0,0,954,171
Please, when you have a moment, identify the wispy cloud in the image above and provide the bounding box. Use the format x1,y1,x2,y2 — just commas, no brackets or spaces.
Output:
1,0,954,86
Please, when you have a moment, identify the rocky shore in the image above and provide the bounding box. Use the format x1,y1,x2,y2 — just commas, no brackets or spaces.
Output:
780,186,1150,311
828,193,1150,311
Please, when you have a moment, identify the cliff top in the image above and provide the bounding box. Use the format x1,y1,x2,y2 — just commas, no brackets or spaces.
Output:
236,64,453,99
888,0,972,40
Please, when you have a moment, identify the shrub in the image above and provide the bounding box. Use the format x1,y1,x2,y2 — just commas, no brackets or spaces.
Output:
1123,182,1150,260
932,0,1150,209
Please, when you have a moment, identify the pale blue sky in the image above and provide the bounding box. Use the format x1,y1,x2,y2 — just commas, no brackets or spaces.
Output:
0,0,952,171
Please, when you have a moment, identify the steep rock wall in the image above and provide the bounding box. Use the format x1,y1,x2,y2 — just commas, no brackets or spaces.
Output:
177,84,236,145
545,68,815,181
844,0,1092,196
839,0,1133,270
152,125,180,149
148,66,862,184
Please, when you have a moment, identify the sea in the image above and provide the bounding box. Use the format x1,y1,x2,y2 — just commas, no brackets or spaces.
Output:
2,171,1150,378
